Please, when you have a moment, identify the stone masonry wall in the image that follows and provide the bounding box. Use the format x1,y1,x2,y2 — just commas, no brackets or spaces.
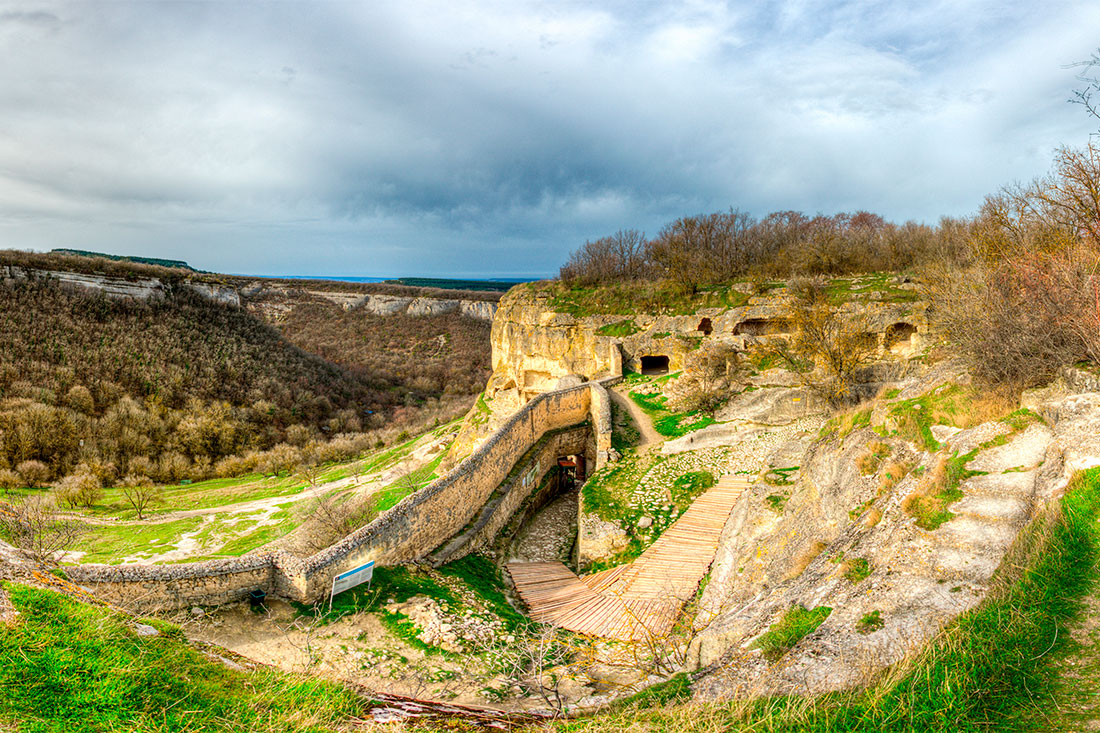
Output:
430,426,592,565
67,554,274,612
68,381,614,611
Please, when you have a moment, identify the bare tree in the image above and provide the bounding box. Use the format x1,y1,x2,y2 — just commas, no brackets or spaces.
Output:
672,342,743,415
297,459,324,488
0,495,86,563
752,277,878,406
1069,49,1100,130
120,475,162,521
466,622,573,714
301,493,378,552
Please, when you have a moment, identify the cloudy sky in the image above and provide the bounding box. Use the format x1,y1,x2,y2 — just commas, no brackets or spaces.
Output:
0,1,1097,278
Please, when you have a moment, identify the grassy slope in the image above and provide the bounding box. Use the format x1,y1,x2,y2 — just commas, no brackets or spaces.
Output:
0,583,366,732
59,424,455,564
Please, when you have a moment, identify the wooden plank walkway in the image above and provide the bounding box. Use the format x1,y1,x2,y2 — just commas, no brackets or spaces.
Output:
507,474,750,641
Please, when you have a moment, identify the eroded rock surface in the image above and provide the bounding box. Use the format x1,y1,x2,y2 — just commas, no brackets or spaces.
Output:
689,389,1100,701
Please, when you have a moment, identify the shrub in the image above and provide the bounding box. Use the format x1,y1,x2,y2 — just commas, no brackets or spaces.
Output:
15,460,50,488
755,277,879,406
53,470,102,509
0,494,85,561
0,469,21,492
843,557,872,583
856,609,884,634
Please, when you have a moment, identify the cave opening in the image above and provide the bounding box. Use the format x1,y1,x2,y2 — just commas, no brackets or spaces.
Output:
640,355,670,375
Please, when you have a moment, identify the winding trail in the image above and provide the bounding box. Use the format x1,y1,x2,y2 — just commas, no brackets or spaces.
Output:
65,434,452,528
610,387,662,451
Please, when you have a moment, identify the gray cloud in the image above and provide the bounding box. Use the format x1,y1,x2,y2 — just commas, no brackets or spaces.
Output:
0,0,1096,277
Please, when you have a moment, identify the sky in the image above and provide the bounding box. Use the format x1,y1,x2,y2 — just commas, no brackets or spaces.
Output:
0,1,1098,278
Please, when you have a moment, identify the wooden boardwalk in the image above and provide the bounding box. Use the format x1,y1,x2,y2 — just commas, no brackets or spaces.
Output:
507,474,750,641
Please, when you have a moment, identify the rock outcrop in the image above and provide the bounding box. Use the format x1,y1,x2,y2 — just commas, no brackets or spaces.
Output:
0,264,497,321
686,382,1099,701
484,282,933,404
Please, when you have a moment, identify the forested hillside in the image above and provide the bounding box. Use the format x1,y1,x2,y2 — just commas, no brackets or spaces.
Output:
0,265,492,489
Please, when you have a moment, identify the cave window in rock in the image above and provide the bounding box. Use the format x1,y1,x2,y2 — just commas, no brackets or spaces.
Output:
733,318,791,336
885,322,918,354
697,317,713,335
640,355,670,375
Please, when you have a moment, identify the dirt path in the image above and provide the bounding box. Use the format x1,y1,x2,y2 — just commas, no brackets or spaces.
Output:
1026,581,1100,730
610,387,662,450
65,433,451,528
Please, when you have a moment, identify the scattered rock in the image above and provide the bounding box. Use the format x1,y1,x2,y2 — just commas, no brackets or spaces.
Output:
134,623,159,637
637,516,653,529
190,606,205,617
930,425,962,443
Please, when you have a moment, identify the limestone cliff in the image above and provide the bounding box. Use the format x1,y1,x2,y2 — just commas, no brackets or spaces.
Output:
445,276,934,474
0,264,498,322
484,280,933,403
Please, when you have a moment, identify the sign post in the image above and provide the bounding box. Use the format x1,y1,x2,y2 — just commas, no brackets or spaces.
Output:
329,560,375,612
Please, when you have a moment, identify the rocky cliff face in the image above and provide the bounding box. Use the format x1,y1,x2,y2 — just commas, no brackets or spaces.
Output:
684,364,1100,701
237,280,497,322
1,265,497,322
0,265,241,305
485,280,933,404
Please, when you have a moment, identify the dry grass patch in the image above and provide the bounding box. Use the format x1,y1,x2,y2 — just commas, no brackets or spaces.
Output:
786,540,829,581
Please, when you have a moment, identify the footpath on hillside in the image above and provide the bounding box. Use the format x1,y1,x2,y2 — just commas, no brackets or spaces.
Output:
609,387,662,450
1028,580,1100,730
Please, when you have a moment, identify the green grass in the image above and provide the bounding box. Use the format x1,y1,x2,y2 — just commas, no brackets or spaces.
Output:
609,395,641,453
766,466,799,485
12,467,1100,732
370,451,446,513
549,469,1100,732
628,389,717,438
909,451,981,531
66,516,206,564
0,583,366,731
857,610,885,634
825,272,922,305
819,408,872,441
215,512,298,556
619,673,692,708
752,605,833,661
296,564,458,625
438,554,526,631
766,494,789,514
544,280,749,317
843,557,872,583
670,471,715,506
596,319,640,337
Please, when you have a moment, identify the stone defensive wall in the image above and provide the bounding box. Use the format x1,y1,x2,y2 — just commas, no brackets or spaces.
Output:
67,380,614,611
429,425,592,566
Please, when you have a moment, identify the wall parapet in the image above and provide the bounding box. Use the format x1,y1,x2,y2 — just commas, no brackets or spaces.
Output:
70,380,614,611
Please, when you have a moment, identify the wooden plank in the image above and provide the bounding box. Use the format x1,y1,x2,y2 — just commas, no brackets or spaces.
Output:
506,474,748,641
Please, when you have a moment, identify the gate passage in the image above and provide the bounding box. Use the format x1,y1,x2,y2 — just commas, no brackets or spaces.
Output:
506,474,750,641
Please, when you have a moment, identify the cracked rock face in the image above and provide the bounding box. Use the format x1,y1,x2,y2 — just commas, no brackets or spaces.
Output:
689,387,1099,702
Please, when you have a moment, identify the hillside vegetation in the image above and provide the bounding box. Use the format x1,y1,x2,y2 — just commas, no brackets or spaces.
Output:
560,141,1100,390
0,258,491,491
262,297,491,399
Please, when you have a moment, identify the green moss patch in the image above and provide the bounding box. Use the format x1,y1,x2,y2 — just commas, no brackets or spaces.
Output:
753,605,833,662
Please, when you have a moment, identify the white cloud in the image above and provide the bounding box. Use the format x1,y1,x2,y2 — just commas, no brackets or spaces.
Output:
0,0,1094,275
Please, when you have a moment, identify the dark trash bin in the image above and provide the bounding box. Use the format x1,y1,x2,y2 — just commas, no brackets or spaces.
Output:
248,589,267,608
